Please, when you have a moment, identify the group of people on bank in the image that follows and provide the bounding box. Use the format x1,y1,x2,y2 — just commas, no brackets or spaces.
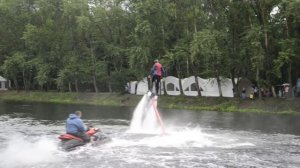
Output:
241,84,292,100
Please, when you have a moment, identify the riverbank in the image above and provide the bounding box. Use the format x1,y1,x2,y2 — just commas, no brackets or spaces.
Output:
0,91,299,114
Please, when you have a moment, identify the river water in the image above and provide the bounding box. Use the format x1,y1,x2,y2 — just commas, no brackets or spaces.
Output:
0,99,300,168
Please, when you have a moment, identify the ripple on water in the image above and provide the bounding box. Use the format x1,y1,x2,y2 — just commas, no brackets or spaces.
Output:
0,114,300,168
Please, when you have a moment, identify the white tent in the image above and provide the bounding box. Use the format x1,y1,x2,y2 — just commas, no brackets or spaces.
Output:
136,78,148,95
164,76,181,96
0,76,8,91
220,78,234,97
136,78,165,95
128,76,233,97
181,76,198,96
197,77,234,97
126,81,137,94
197,78,220,97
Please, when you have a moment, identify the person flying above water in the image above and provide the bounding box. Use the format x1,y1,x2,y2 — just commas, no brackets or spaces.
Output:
65,111,90,143
148,59,166,96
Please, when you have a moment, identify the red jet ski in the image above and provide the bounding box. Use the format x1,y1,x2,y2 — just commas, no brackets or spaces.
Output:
59,128,111,151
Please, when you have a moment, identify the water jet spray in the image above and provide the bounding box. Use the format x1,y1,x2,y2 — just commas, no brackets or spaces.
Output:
129,91,166,135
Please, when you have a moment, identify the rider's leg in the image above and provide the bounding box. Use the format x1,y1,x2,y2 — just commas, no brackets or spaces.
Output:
71,132,90,143
153,75,161,95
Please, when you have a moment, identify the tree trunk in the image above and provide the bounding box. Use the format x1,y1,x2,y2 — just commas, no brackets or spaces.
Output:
230,69,238,97
89,37,98,93
194,76,202,96
186,58,189,77
285,17,292,88
68,82,72,92
272,86,277,98
253,1,271,82
288,62,292,88
216,76,223,97
75,80,79,93
178,78,183,95
175,62,181,79
93,75,98,93
13,77,19,90
22,69,28,91
108,80,112,92
256,66,262,99
28,70,32,90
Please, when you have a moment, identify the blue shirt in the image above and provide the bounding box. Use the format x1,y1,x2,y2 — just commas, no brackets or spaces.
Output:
66,114,86,134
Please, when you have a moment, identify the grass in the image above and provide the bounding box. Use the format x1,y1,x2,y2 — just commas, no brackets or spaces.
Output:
0,91,299,115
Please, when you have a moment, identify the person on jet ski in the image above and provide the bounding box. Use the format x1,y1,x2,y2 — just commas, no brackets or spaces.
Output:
66,111,90,143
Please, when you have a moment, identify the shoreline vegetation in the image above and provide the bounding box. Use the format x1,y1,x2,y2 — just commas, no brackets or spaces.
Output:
0,91,299,115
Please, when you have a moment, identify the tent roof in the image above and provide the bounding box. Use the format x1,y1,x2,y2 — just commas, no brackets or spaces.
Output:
0,76,7,82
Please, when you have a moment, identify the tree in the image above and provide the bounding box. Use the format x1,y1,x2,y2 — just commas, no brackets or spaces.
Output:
1,52,25,90
1,0,300,94
273,0,300,86
191,29,229,97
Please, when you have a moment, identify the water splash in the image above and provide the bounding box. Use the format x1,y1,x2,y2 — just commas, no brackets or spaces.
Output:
128,94,161,134
139,127,214,148
0,135,64,168
127,93,256,150
113,127,214,148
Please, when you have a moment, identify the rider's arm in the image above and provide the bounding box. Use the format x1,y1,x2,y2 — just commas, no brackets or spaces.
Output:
150,66,154,77
75,118,86,132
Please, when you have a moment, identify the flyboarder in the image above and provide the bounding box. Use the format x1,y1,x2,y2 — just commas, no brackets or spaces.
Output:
148,59,165,96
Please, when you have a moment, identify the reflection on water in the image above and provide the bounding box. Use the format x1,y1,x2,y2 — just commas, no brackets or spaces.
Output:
0,101,300,168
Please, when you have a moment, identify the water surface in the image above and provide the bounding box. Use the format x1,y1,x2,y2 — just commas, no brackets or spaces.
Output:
0,101,299,168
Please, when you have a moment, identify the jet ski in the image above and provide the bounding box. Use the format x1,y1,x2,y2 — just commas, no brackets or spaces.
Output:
58,127,111,151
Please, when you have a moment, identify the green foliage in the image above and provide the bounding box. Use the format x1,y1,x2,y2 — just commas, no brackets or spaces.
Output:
0,0,299,92
110,70,135,92
163,39,191,77
1,52,25,79
273,38,297,77
241,26,265,72
191,29,229,78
